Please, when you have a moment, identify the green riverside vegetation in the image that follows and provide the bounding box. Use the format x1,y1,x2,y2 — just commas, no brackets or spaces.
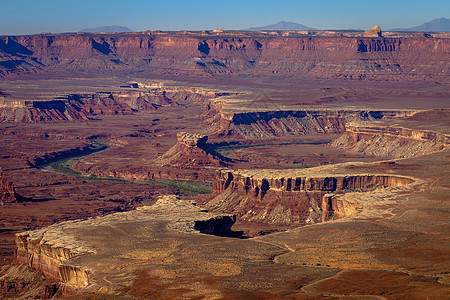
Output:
42,141,213,195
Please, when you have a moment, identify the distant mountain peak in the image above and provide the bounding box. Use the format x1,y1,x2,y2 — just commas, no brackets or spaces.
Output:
390,17,450,32
80,26,133,33
246,21,316,31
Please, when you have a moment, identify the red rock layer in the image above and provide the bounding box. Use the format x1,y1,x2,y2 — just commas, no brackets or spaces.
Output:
0,88,217,123
14,232,90,296
0,34,448,79
205,106,416,139
204,170,414,226
74,140,229,182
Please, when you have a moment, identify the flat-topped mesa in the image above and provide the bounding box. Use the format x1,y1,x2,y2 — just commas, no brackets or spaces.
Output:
331,124,450,158
204,169,415,226
14,195,235,295
0,168,16,204
177,132,208,147
361,25,383,38
205,106,418,139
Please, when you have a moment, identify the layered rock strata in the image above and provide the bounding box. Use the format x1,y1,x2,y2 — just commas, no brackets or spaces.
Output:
205,169,415,226
1,34,448,80
14,195,235,295
206,106,417,139
331,124,450,158
0,85,222,123
75,132,229,182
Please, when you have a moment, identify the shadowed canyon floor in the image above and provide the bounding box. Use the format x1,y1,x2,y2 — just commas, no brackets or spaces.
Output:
0,31,449,299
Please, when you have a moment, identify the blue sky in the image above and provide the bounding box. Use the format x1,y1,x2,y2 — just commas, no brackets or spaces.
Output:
0,0,448,35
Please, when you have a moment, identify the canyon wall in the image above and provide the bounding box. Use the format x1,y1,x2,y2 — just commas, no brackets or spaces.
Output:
331,125,450,158
205,170,414,226
0,34,448,79
206,107,416,139
27,143,107,167
0,86,218,123
12,195,236,295
14,230,92,295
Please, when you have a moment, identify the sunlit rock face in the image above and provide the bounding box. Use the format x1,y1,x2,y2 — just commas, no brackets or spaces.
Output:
206,169,415,226
361,25,383,38
330,125,450,158
13,195,235,296
177,132,208,147
0,33,448,80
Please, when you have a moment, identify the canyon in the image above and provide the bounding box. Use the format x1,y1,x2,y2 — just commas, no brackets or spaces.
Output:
0,33,448,81
0,83,227,123
0,30,449,298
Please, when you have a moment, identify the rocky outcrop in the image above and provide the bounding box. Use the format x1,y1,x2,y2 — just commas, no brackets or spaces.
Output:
74,132,232,183
136,132,231,181
0,99,90,123
157,132,230,168
205,169,414,226
0,33,448,80
0,168,16,204
177,132,208,147
330,125,449,158
213,170,414,195
361,25,383,38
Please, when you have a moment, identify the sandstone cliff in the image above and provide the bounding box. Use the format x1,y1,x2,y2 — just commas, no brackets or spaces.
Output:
1,33,448,80
205,169,414,226
205,106,417,139
13,195,235,295
0,85,220,123
330,124,450,158
14,225,94,295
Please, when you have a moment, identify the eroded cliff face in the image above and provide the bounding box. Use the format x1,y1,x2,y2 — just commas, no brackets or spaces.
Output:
0,264,61,299
206,106,417,139
14,226,93,295
0,85,220,123
330,124,450,158
13,195,235,295
205,170,414,226
0,34,448,80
